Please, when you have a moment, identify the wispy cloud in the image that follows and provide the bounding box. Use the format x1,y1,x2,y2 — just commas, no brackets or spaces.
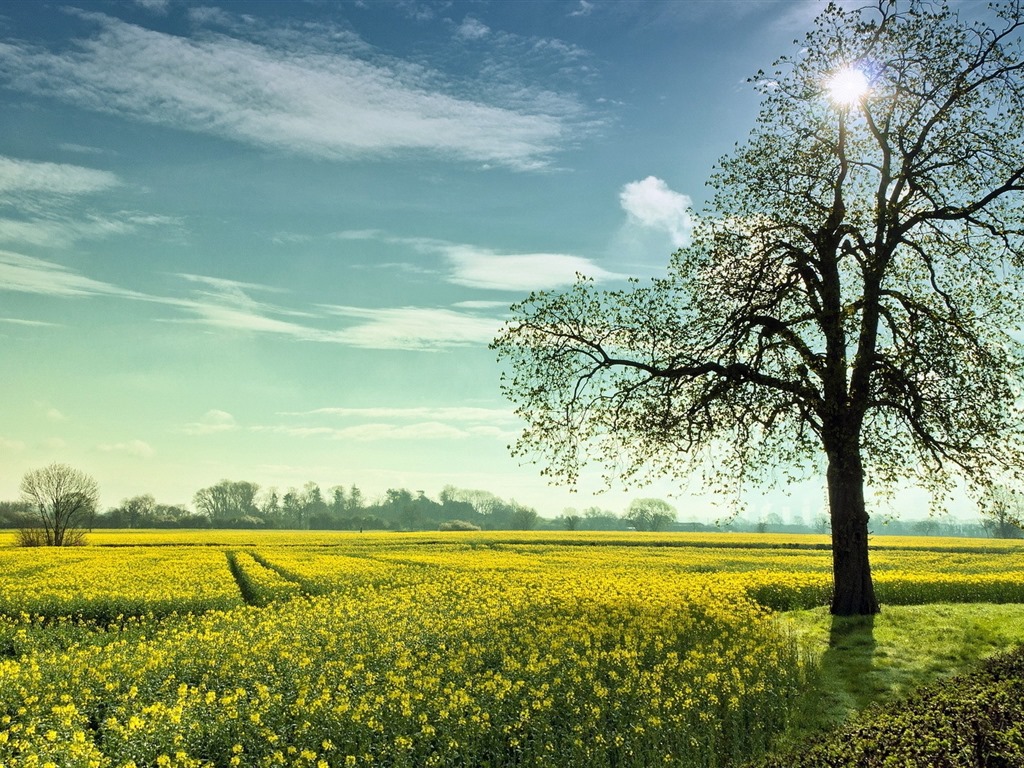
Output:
281,406,519,423
252,422,508,441
619,176,694,247
180,409,238,436
318,305,502,350
0,250,145,298
569,1,595,18
0,11,583,170
0,317,59,327
133,0,170,13
97,439,155,457
0,435,26,452
255,405,520,442
0,155,120,196
0,211,178,249
0,252,506,351
443,245,622,290
331,230,623,291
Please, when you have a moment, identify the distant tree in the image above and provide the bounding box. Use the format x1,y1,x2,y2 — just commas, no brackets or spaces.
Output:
281,489,303,528
582,506,624,531
0,500,33,529
494,1,1024,615
152,503,193,527
560,508,583,531
259,488,282,527
980,486,1024,539
19,463,100,546
625,498,677,532
757,511,785,533
302,482,328,521
347,484,365,512
508,502,539,530
193,480,260,526
329,485,347,517
118,494,156,528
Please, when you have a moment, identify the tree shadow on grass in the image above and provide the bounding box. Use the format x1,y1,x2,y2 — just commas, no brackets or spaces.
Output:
785,614,879,743
824,614,879,714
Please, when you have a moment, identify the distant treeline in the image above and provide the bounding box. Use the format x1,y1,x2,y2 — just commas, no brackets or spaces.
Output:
0,482,548,533
0,476,1010,537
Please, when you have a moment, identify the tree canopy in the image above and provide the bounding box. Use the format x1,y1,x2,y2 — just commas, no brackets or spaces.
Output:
493,0,1024,615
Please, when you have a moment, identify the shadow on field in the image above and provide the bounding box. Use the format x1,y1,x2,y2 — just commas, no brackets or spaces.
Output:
823,614,878,712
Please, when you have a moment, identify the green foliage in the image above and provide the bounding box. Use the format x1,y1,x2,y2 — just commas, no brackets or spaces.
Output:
492,0,1024,615
757,643,1024,768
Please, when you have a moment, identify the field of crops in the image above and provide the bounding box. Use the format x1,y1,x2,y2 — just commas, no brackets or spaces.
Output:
1,531,1022,767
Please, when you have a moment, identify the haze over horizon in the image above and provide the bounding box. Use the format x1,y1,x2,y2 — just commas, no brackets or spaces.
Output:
0,0,963,522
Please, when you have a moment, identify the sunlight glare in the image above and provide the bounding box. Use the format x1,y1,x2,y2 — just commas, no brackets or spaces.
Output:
827,67,870,106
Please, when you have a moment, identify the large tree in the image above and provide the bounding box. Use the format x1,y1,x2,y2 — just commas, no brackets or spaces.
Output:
20,463,100,546
493,1,1024,615
193,479,260,525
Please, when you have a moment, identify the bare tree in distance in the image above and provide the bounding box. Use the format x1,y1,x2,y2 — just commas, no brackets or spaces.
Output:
19,463,100,546
981,485,1024,538
493,0,1024,615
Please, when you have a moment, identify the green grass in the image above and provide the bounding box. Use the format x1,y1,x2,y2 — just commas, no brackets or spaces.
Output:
776,603,1024,747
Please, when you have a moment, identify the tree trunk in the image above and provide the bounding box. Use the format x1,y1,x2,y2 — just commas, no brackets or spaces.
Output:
826,440,880,616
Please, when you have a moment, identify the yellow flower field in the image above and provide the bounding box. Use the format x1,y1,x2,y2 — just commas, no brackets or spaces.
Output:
0,530,1022,767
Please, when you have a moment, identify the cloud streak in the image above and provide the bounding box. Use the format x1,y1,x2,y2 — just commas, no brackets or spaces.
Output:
333,231,624,291
0,252,507,351
0,155,120,196
0,12,581,170
253,405,520,442
0,250,146,298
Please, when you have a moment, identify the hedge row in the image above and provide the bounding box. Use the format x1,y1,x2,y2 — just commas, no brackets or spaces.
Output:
756,646,1024,767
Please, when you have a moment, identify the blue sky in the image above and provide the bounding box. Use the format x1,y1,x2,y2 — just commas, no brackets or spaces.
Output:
0,0,858,520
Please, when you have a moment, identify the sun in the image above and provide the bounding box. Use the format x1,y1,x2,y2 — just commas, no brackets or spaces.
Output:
827,67,870,106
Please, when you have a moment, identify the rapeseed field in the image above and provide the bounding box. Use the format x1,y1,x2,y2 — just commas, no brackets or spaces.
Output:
0,531,1022,767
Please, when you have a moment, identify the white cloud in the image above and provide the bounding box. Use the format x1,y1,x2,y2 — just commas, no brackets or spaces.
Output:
0,251,508,352
619,176,694,247
453,300,512,310
282,406,519,423
258,404,521,443
443,244,622,290
181,409,238,436
0,317,58,327
569,1,595,18
319,305,502,350
133,0,169,13
253,422,477,441
0,12,579,171
333,231,623,291
0,212,178,249
97,439,155,457
45,408,66,422
456,17,491,40
0,155,120,196
0,250,145,298
0,435,25,452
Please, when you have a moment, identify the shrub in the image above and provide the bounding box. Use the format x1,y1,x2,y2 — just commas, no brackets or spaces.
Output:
439,519,481,531
757,646,1024,767
15,527,86,547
